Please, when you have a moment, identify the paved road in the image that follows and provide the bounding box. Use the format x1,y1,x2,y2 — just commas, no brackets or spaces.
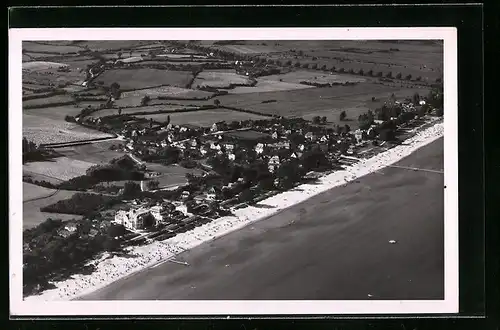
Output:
82,138,444,300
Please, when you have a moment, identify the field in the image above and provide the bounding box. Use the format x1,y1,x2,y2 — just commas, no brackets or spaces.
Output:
23,157,96,181
146,164,204,189
23,188,82,229
121,86,214,99
22,61,69,71
192,70,253,89
216,83,429,128
23,105,83,121
22,41,85,54
56,140,126,165
23,68,87,86
23,182,58,202
264,70,366,84
73,40,156,51
91,104,194,118
229,79,315,94
94,68,194,90
135,108,270,127
23,114,113,145
23,94,75,108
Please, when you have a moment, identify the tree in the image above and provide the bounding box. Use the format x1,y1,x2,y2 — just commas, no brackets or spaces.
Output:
294,62,301,68
312,116,322,124
376,71,383,77
117,52,122,59
412,92,420,105
358,69,364,76
141,95,151,106
214,99,220,106
118,108,122,115
396,72,402,79
367,69,374,76
344,124,351,133
123,181,142,197
386,72,393,78
405,74,412,80
321,116,328,124
339,111,347,121
147,180,159,190
415,76,422,81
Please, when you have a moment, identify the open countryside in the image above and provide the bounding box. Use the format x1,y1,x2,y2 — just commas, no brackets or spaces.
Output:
21,39,444,301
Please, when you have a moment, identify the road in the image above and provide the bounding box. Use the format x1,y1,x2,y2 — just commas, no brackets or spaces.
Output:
81,138,444,300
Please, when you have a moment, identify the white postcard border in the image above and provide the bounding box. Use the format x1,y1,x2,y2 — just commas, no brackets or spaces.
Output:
9,27,458,316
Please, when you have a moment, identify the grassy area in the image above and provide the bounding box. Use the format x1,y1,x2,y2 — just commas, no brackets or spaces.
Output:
56,140,127,165
23,94,75,109
229,79,314,94
23,105,82,121
23,157,96,181
95,68,194,91
92,104,192,117
23,188,82,229
22,41,85,54
193,70,253,89
23,113,113,145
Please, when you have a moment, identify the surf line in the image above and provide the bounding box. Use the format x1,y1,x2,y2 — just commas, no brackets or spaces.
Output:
387,164,444,174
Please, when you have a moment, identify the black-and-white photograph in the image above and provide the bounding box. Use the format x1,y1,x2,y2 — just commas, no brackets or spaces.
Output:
9,28,458,316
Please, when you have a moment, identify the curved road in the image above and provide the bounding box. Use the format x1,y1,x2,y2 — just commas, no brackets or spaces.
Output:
81,138,444,300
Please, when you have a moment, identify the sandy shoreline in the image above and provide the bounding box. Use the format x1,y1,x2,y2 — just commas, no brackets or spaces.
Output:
24,121,444,302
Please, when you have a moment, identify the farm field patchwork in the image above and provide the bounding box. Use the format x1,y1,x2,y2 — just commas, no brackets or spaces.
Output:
95,68,194,91
23,94,75,108
216,83,429,128
22,41,85,54
135,108,270,127
23,157,96,181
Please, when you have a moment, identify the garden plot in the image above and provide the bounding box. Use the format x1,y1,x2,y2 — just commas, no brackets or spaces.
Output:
23,114,113,145
23,157,96,181
23,105,83,121
23,94,76,109
192,70,254,89
135,108,269,127
22,41,84,54
23,61,69,71
95,68,194,91
229,79,315,94
264,70,366,84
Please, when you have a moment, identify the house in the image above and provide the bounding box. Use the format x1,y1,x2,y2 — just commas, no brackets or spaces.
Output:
298,144,305,152
419,100,426,106
64,222,78,233
271,131,278,140
224,143,234,151
211,123,219,132
268,155,280,173
290,152,298,159
228,153,236,161
305,131,316,141
181,191,191,200
255,143,264,154
114,208,157,230
320,135,328,143
200,146,208,156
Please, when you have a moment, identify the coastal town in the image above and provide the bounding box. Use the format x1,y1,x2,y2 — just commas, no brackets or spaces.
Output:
20,39,444,300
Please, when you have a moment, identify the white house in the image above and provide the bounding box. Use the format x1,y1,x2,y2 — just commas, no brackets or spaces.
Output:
211,123,219,132
114,208,157,231
268,155,280,173
305,132,316,141
271,131,278,140
228,153,236,161
419,100,426,106
298,144,305,152
255,143,264,154
320,135,328,143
